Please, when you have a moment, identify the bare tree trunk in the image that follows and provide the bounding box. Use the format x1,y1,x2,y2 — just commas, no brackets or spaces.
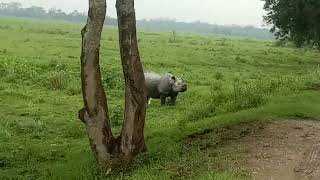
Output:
116,0,147,160
79,0,118,166
79,0,147,167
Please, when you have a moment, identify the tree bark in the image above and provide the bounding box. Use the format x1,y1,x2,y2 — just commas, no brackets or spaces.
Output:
79,0,147,167
116,0,147,160
79,0,118,166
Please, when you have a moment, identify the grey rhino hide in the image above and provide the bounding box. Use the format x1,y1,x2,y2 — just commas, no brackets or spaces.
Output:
144,72,187,106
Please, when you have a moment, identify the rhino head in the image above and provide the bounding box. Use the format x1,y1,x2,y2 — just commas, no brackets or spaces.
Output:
167,74,187,93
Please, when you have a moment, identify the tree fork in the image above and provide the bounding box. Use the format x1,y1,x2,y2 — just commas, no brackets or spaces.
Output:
79,0,147,166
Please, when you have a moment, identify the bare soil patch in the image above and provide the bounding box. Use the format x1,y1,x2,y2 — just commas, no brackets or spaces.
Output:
186,120,320,180
245,120,320,180
227,120,320,180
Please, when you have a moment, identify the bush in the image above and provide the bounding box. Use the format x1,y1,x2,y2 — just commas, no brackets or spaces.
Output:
110,104,124,127
213,71,224,80
66,80,81,95
47,71,68,90
184,74,317,123
0,59,44,84
48,59,67,71
227,82,266,112
107,37,114,41
101,67,123,90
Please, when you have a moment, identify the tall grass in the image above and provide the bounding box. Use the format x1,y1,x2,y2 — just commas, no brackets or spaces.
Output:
1,17,320,179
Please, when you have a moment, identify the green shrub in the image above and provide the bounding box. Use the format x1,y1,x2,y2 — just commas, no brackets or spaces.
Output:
66,80,81,95
0,59,44,84
47,71,68,90
228,82,266,112
48,59,68,71
101,67,123,90
214,71,224,80
184,74,317,123
107,37,114,41
110,104,124,127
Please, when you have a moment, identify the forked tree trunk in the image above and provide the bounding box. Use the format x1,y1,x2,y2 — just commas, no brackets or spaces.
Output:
116,0,147,159
79,0,147,167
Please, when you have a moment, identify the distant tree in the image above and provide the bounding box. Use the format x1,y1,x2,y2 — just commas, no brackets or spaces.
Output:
263,0,320,48
23,6,46,17
4,2,21,10
0,2,274,40
79,0,146,167
0,2,22,15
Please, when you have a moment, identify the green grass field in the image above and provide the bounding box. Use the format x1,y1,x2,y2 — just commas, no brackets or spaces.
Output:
1,17,320,179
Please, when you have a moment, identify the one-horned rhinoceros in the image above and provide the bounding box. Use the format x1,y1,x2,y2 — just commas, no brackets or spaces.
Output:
144,72,187,106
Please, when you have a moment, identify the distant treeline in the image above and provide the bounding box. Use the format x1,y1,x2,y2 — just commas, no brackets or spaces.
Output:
0,2,274,39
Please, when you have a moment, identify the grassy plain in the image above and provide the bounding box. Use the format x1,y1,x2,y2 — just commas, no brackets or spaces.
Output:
1,17,320,179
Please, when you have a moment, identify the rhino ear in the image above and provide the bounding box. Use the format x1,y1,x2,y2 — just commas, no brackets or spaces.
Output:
167,76,175,87
166,73,176,80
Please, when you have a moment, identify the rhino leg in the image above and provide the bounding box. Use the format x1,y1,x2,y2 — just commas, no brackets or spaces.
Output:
169,96,177,106
160,94,166,106
148,98,152,105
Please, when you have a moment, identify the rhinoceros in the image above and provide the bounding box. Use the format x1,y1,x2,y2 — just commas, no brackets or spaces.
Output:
144,72,187,106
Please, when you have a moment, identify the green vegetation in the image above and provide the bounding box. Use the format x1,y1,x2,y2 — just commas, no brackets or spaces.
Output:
1,17,320,179
263,0,320,48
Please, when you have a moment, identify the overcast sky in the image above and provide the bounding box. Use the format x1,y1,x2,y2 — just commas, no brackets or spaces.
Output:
3,0,266,27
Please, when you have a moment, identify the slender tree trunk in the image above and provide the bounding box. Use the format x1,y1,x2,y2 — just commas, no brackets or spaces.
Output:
116,0,147,160
79,0,147,167
79,0,118,166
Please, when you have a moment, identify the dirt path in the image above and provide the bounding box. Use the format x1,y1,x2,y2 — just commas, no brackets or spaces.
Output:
229,120,320,180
